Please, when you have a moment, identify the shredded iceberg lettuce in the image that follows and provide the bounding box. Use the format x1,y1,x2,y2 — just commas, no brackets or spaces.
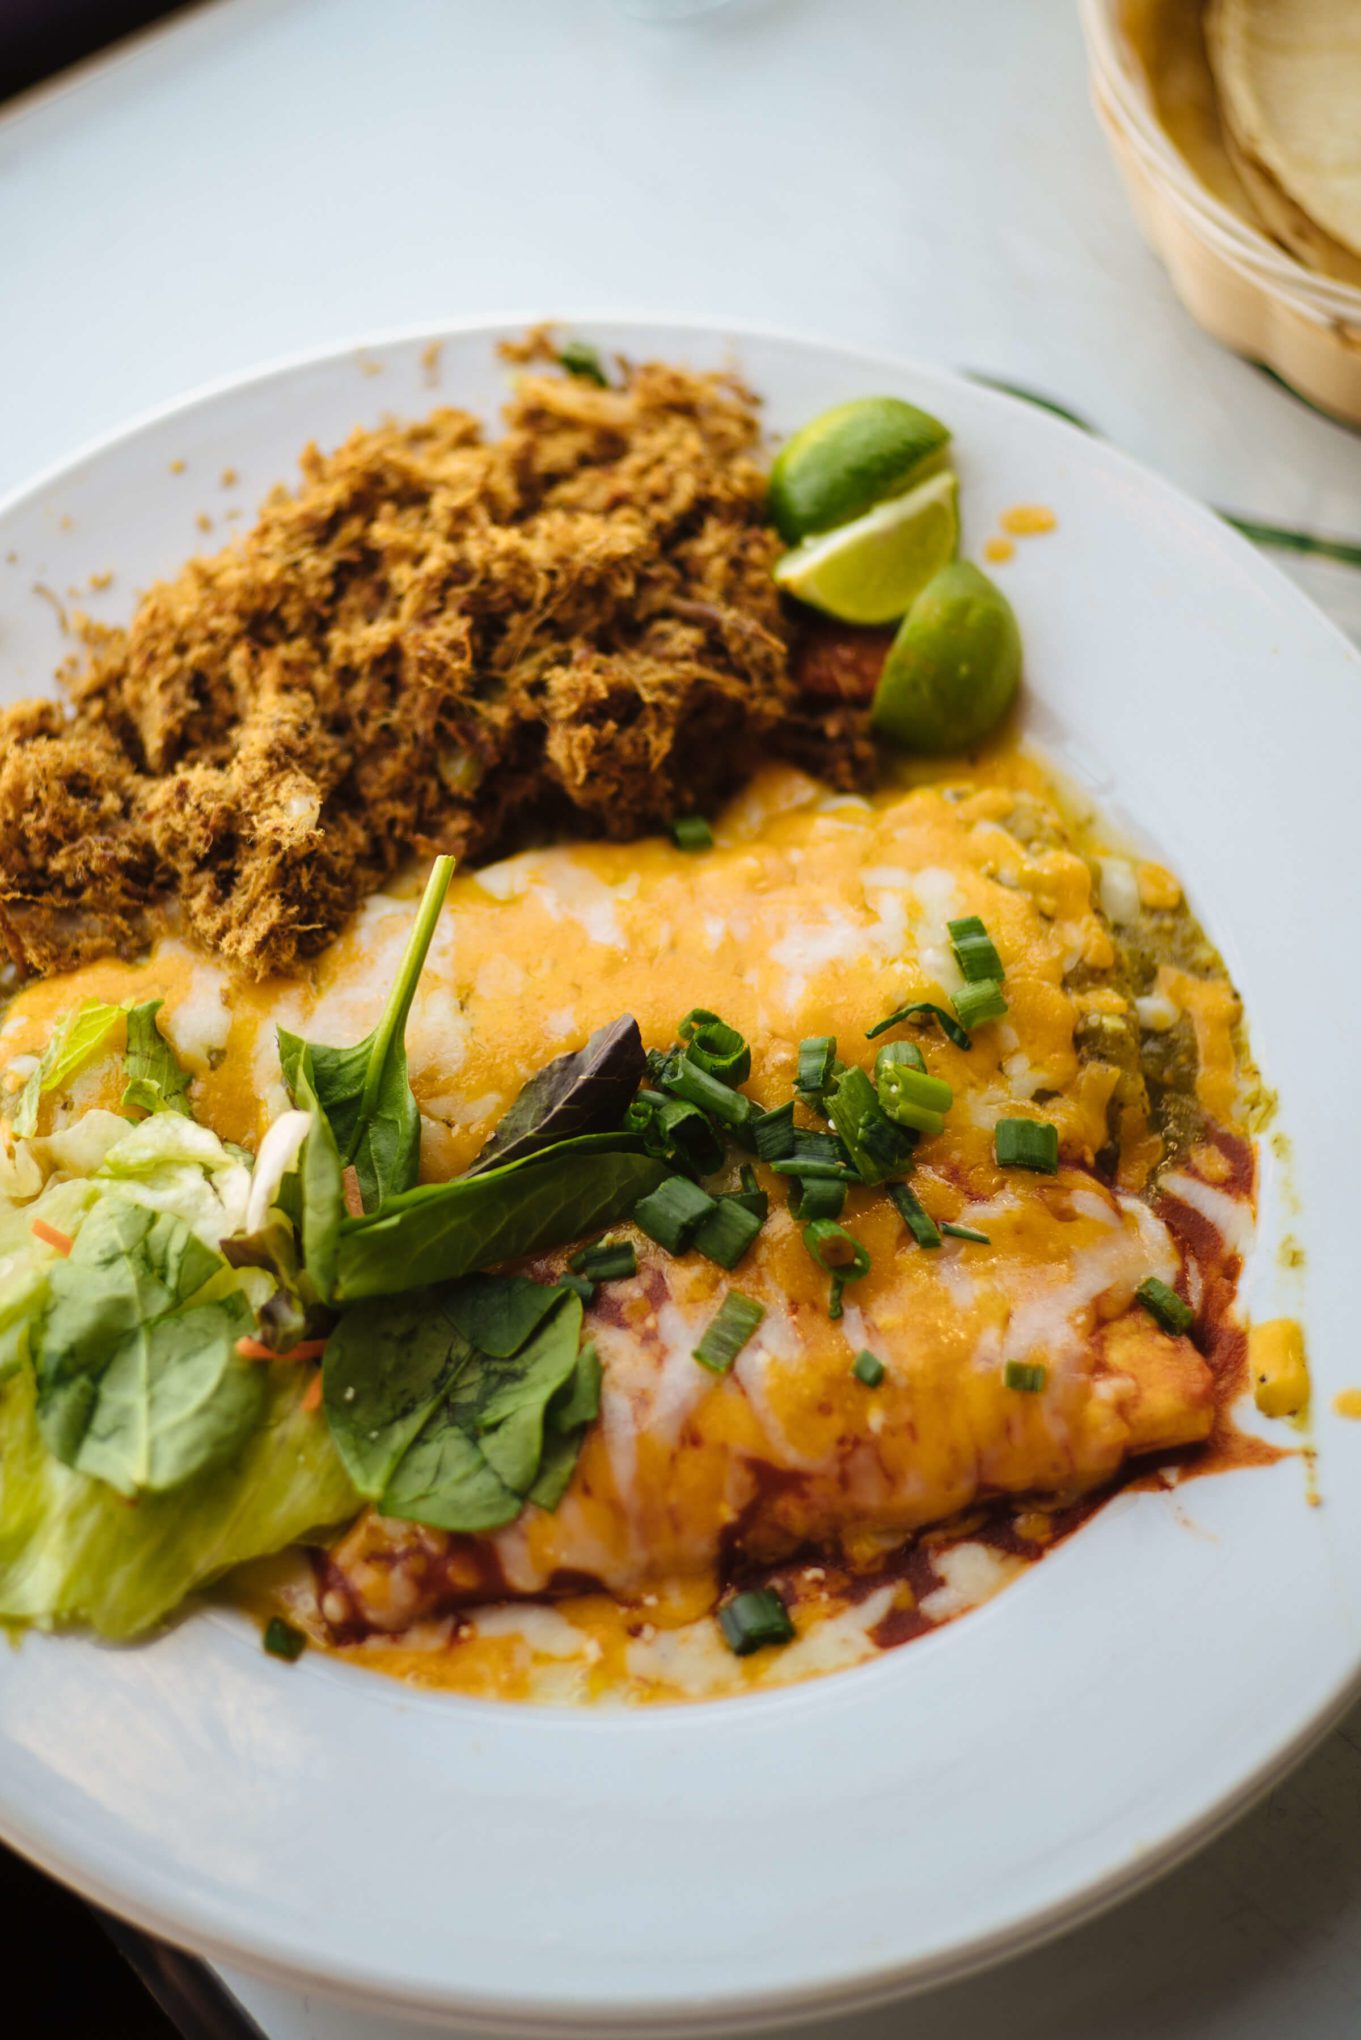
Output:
0,1360,356,1639
0,1098,357,1635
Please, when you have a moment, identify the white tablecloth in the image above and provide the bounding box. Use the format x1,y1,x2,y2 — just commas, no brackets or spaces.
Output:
3,2,1359,2033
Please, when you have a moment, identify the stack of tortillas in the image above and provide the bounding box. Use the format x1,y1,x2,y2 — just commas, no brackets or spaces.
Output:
1206,0,1361,287
1083,0,1361,421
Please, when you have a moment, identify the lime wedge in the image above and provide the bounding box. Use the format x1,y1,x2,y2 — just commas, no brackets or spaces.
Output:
871,560,1021,753
769,397,951,544
773,472,959,626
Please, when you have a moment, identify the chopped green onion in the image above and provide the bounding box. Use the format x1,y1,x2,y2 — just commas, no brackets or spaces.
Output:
634,1175,717,1254
803,1218,871,1319
797,1035,838,1095
557,337,608,385
731,1165,769,1221
948,914,1004,983
800,1058,848,1115
1004,1361,1047,1393
994,1118,1059,1173
875,1038,926,1081
629,1089,727,1179
557,1272,595,1302
693,1196,764,1271
570,1238,637,1282
679,1009,751,1087
951,978,1008,1029
940,1221,991,1244
752,1100,796,1161
263,1617,306,1662
876,1060,953,1136
887,1179,941,1249
866,1000,972,1050
1136,1276,1194,1336
767,1127,855,1179
671,815,714,852
827,1065,914,1184
662,1054,754,1133
790,1174,847,1221
693,1292,765,1373
852,1349,886,1388
718,1586,794,1655
769,1157,857,1181
791,1127,851,1169
859,1110,916,1177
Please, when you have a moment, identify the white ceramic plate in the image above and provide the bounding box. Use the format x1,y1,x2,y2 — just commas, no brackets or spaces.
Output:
1,320,1359,2038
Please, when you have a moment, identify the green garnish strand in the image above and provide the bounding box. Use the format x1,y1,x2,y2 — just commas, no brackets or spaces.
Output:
887,1180,942,1249
633,1175,717,1254
557,1273,595,1302
661,1054,754,1133
693,1196,764,1271
718,1586,794,1655
752,1101,797,1161
1136,1276,1194,1336
790,1127,852,1169
876,1061,953,1137
790,1175,847,1222
263,1617,307,1662
693,1293,765,1374
557,338,608,385
940,1221,991,1244
731,1166,770,1221
678,1009,751,1086
875,1038,926,1081
1004,1361,1047,1393
802,1218,871,1320
951,979,1008,1029
994,1118,1059,1173
852,1349,886,1388
826,1065,913,1184
866,1000,972,1050
947,915,1004,983
671,815,714,852
769,1158,858,1180
797,1035,838,1096
569,1238,637,1282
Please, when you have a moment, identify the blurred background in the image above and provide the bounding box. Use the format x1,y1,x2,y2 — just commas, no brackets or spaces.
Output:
1,3,1357,2037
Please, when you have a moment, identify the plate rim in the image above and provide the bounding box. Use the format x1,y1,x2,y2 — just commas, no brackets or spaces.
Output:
1,313,1359,2035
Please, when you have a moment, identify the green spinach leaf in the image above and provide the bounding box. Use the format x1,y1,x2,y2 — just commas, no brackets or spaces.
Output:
33,1199,261,1497
122,1000,193,1118
441,1272,568,1356
278,855,454,1211
529,1341,602,1510
322,1279,588,1531
333,1138,665,1301
14,1000,126,1137
466,1016,646,1175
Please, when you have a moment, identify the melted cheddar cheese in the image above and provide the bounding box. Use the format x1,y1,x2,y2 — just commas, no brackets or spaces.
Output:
0,754,1254,1703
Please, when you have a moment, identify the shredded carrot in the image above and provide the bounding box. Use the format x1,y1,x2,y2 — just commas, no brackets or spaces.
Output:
236,1336,329,1365
301,1371,324,1414
341,1165,365,1219
31,1218,73,1256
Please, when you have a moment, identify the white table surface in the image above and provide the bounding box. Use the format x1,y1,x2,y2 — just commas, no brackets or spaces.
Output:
3,2,1359,2034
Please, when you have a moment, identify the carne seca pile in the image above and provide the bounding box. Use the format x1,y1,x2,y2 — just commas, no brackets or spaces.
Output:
0,340,1290,1705
0,337,869,983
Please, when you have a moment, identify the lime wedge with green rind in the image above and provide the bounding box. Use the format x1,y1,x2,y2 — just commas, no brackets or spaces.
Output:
773,471,959,627
768,396,951,544
871,560,1021,753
